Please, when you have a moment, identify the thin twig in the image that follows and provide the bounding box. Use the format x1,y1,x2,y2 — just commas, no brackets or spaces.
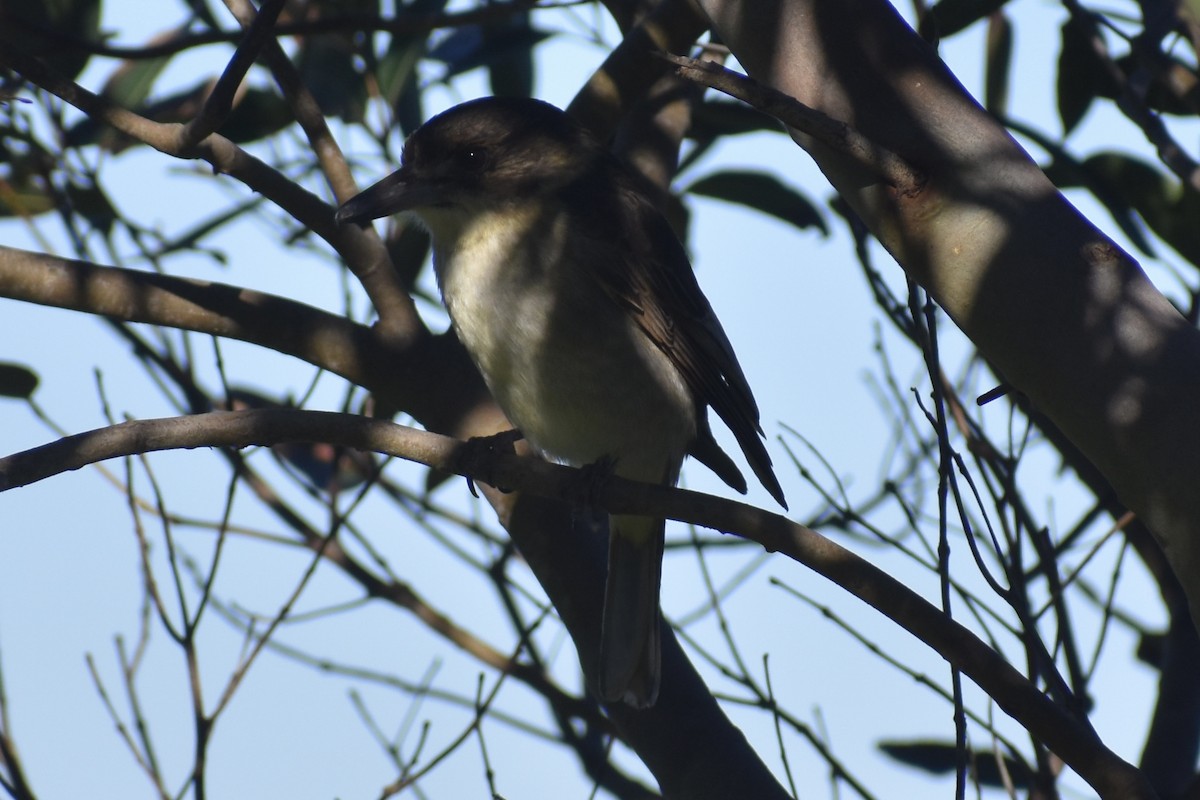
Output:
660,53,926,197
180,0,287,147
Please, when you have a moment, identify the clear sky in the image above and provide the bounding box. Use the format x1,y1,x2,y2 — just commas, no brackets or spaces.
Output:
0,1,1190,798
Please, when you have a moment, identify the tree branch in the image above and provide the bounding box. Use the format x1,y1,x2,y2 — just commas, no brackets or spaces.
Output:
0,409,1157,798
0,244,493,442
661,53,926,197
696,0,1200,672
6,2,558,61
0,43,424,345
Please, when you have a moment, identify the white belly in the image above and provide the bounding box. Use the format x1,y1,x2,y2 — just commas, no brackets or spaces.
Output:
431,205,695,483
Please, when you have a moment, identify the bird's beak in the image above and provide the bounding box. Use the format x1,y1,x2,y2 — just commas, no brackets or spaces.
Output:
335,169,441,225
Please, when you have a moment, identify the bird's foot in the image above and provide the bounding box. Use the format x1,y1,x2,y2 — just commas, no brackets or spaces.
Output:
570,455,618,509
456,428,525,497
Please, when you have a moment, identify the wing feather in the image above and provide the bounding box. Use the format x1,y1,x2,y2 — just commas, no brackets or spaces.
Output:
562,161,786,508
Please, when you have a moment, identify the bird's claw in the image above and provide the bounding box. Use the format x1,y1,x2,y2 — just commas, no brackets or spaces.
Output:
457,429,524,496
570,454,618,509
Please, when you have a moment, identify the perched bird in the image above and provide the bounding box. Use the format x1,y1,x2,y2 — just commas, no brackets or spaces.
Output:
336,97,786,708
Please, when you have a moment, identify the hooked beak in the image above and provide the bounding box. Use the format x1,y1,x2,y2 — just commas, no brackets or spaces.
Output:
335,169,442,225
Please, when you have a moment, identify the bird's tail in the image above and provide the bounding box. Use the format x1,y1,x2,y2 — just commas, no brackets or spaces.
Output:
599,513,664,709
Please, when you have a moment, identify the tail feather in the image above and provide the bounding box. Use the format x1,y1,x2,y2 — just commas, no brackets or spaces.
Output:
598,513,664,708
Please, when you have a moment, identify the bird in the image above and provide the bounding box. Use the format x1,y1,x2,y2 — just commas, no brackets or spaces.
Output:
336,96,786,709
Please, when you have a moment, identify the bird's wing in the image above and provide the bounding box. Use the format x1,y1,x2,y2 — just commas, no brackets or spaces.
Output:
565,165,787,508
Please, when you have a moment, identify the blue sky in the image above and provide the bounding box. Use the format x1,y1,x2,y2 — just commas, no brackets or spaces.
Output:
0,1,1190,797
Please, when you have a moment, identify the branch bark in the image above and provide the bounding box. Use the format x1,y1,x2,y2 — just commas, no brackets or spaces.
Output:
0,409,1155,797
0,245,495,440
698,0,1200,674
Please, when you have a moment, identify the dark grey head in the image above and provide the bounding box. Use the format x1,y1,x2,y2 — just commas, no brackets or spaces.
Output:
336,97,601,229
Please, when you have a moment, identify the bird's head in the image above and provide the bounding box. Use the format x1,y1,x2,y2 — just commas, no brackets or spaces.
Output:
336,97,600,235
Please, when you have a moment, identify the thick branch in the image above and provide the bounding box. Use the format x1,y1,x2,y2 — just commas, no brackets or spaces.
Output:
0,44,423,345
662,53,925,196
0,245,493,442
0,409,1154,797
697,0,1200,673
566,0,707,139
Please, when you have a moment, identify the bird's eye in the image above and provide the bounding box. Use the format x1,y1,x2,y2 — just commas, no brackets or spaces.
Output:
456,148,487,172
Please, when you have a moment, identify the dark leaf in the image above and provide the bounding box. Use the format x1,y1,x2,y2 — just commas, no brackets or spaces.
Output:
427,25,550,83
67,79,211,152
385,220,431,292
297,38,366,123
486,13,537,98
152,195,264,259
225,388,374,493
220,88,293,144
1039,153,1156,258
984,12,1012,115
99,54,172,109
177,0,221,29
0,362,39,399
1108,54,1200,116
687,170,827,235
880,740,1032,789
377,35,424,110
689,100,782,139
378,0,451,135
1005,118,1156,256
682,101,783,173
4,0,102,80
65,182,117,235
1084,152,1200,265
928,0,1012,38
1057,15,1103,135
394,80,425,138
0,179,56,217
1137,631,1165,667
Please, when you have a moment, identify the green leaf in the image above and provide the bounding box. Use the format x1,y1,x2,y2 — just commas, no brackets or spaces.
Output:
0,137,56,216
99,55,172,109
0,181,56,217
687,170,827,235
0,362,39,399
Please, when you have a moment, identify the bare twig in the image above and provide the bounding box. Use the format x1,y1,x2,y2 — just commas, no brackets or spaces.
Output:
179,0,287,147
0,47,424,342
0,408,1159,798
0,642,37,800
660,53,927,197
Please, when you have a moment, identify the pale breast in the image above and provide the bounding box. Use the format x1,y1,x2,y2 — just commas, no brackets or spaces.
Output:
430,203,696,483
